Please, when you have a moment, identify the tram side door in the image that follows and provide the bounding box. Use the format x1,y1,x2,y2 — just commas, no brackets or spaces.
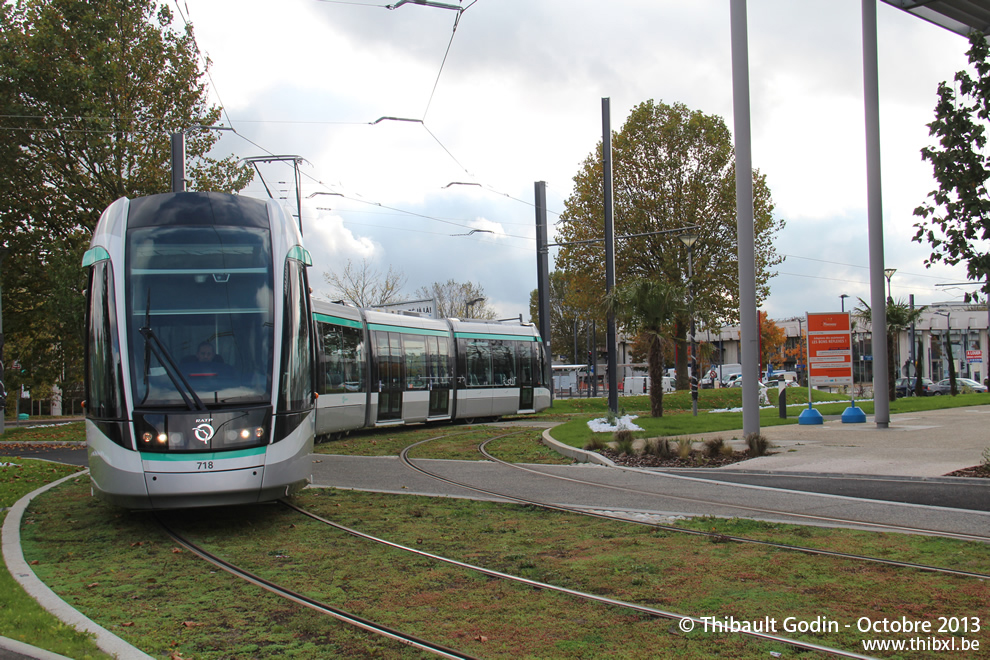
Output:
427,335,451,418
375,331,403,421
518,341,535,411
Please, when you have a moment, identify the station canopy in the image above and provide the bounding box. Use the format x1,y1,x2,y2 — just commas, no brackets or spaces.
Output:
881,0,990,35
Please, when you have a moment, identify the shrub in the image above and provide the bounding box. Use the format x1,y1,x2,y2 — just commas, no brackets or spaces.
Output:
647,438,674,459
981,446,990,468
745,432,771,457
703,437,725,458
584,435,607,451
614,429,636,456
677,437,693,459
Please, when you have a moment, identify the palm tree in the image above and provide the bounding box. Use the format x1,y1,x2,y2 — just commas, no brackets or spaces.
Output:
605,278,687,417
854,298,926,401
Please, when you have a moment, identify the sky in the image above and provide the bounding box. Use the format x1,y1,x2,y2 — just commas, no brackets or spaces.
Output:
176,0,978,323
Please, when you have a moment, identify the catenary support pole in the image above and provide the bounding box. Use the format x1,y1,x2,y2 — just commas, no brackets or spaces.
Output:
730,0,760,437
862,0,890,428
535,181,552,394
170,132,185,193
602,98,618,414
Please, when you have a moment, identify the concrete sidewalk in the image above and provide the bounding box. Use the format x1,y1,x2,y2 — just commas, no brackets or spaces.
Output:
681,404,990,478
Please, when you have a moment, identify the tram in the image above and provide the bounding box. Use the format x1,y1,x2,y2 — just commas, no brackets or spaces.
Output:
311,300,552,436
83,192,316,509
82,192,552,510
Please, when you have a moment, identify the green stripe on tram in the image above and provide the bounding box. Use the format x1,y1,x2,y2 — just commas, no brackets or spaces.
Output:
367,323,449,337
454,332,538,342
141,446,266,462
314,313,363,329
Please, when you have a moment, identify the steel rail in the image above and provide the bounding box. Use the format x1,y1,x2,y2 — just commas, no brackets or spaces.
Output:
153,513,478,660
474,438,990,579
280,500,878,660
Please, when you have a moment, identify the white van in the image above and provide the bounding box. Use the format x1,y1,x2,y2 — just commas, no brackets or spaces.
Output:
623,375,674,395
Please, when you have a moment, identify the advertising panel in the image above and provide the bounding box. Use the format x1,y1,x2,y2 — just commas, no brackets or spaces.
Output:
807,311,853,387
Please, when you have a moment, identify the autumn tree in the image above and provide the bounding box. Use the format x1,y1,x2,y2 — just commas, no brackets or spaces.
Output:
0,0,251,409
556,100,784,388
416,280,496,320
914,32,990,301
323,258,407,308
759,312,788,374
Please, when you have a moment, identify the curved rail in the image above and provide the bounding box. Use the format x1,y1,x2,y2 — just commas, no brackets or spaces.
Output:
396,433,990,580
280,501,878,660
153,513,478,660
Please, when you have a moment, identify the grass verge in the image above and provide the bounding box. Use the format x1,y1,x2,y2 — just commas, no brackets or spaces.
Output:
17,481,990,659
0,458,110,659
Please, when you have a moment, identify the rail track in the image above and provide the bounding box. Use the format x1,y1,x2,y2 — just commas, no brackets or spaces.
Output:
397,430,990,579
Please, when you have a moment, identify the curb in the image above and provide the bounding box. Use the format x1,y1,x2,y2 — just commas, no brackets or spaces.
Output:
541,428,616,466
2,470,155,660
0,635,74,660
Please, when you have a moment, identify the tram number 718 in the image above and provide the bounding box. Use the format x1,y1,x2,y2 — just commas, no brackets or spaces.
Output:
196,461,215,471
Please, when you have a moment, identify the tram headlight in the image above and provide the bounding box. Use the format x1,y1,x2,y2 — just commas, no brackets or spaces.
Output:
240,428,251,440
255,426,264,439
157,433,168,445
142,432,152,444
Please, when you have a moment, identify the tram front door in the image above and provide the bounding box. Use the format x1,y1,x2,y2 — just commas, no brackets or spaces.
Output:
427,335,451,418
375,331,403,422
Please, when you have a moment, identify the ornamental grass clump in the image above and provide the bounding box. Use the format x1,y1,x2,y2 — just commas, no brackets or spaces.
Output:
703,437,725,459
613,429,636,456
745,432,771,457
677,437,693,459
646,438,674,459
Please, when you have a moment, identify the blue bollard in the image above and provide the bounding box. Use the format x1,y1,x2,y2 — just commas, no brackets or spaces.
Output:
798,403,823,425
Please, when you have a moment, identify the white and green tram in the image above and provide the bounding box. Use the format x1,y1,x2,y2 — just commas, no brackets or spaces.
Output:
83,192,315,509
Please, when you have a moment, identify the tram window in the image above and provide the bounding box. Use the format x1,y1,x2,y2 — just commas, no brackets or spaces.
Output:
491,341,515,387
404,335,427,390
462,339,492,387
517,341,534,387
317,322,365,394
86,261,125,423
428,336,451,386
278,259,313,412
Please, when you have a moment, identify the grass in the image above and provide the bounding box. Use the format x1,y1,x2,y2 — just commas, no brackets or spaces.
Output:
15,482,990,659
0,458,110,659
0,421,85,443
4,402,990,657
548,390,990,450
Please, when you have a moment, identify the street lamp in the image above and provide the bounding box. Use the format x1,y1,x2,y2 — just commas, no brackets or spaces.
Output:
883,268,896,301
465,297,484,318
678,232,699,416
840,293,849,312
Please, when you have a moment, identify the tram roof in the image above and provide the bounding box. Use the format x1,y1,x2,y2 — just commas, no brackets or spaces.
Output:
881,0,990,36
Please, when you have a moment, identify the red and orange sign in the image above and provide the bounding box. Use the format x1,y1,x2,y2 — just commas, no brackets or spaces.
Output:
807,312,853,387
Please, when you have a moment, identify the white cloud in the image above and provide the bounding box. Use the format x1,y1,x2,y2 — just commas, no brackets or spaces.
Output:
186,0,979,320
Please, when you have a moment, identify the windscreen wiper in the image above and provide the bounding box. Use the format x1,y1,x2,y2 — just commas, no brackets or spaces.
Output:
139,326,207,412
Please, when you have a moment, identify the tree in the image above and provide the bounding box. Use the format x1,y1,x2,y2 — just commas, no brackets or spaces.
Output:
0,0,251,409
759,312,788,375
556,100,784,387
528,270,597,362
914,32,990,302
416,280,496,320
323,258,407,308
605,278,686,417
854,298,926,401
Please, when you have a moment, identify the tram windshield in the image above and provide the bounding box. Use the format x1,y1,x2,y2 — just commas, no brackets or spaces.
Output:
126,225,274,408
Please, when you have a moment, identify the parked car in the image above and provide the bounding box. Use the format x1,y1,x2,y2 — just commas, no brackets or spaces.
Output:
932,377,988,394
894,377,937,397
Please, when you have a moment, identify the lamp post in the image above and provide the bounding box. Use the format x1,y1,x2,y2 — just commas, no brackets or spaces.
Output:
465,297,484,318
679,232,699,416
883,268,896,302
840,294,849,312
